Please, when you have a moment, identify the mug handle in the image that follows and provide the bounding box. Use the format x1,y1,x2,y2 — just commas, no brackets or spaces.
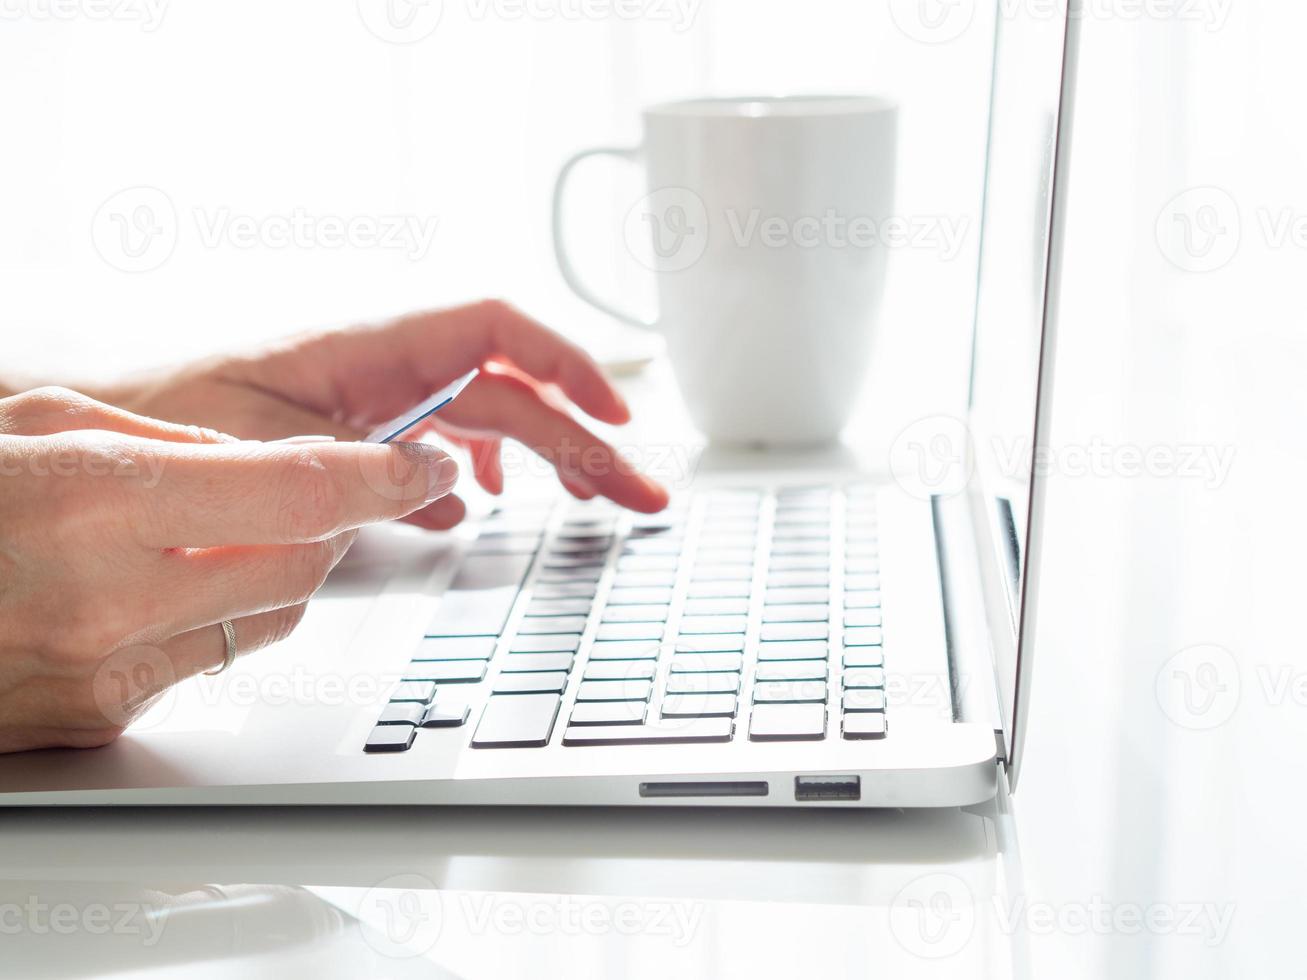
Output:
551,145,654,328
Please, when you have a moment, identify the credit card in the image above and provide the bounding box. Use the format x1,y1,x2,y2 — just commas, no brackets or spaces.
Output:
363,369,478,444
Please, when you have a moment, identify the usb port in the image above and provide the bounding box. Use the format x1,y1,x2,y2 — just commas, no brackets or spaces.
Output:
794,775,861,801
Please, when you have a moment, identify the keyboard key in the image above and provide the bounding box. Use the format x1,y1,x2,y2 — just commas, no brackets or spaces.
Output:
618,554,679,571
845,541,879,558
844,590,882,609
843,627,884,647
427,554,532,636
584,660,656,681
696,533,757,550
767,554,829,571
510,633,581,654
502,653,575,673
570,700,648,726
844,609,883,628
421,703,470,727
768,540,831,555
377,702,426,725
414,637,497,661
766,570,829,587
686,580,752,599
494,671,569,695
669,653,744,673
471,694,562,748
543,552,608,567
770,526,829,541
682,597,750,617
405,661,488,684
765,587,829,605
845,574,881,591
665,672,741,695
661,694,738,718
596,622,664,642
678,615,749,635
589,641,662,661
607,586,675,605
748,703,826,741
757,641,828,662
844,558,880,575
755,662,828,682
536,568,603,585
762,603,828,623
843,689,888,712
621,538,684,555
674,634,745,654
611,571,677,588
753,680,826,704
691,564,754,581
842,712,887,739
844,667,886,689
562,718,733,746
518,616,589,635
601,604,671,623
760,622,829,642
576,679,653,702
389,681,436,704
842,648,885,668
533,581,597,599
694,548,755,565
365,724,416,752
527,598,593,617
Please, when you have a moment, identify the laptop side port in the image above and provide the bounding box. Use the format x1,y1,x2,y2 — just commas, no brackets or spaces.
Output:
794,775,861,801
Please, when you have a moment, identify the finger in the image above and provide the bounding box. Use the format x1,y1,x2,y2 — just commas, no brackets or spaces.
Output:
277,301,630,428
0,386,237,443
111,438,459,548
141,532,357,637
435,372,668,513
461,436,504,495
163,602,311,681
403,493,467,531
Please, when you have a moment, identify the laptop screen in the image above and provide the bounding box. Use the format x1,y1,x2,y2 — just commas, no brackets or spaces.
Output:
966,4,1074,760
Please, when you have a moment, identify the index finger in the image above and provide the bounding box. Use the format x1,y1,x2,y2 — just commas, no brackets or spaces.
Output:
116,439,460,548
332,301,631,427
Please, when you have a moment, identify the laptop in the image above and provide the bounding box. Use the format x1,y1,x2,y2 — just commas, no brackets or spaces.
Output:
0,3,1081,807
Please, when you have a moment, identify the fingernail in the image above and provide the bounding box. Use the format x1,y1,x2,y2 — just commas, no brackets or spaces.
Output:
393,442,459,502
274,435,339,445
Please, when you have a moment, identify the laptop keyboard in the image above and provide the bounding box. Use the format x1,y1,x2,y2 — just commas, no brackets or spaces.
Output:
363,484,885,753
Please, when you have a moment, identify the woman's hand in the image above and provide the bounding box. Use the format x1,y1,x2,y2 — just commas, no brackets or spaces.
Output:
0,387,459,753
99,300,670,530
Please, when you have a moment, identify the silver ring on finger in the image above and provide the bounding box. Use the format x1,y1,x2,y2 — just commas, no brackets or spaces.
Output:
204,619,238,676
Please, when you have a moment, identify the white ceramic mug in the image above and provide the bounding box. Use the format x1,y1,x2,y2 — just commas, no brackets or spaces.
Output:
553,95,897,446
